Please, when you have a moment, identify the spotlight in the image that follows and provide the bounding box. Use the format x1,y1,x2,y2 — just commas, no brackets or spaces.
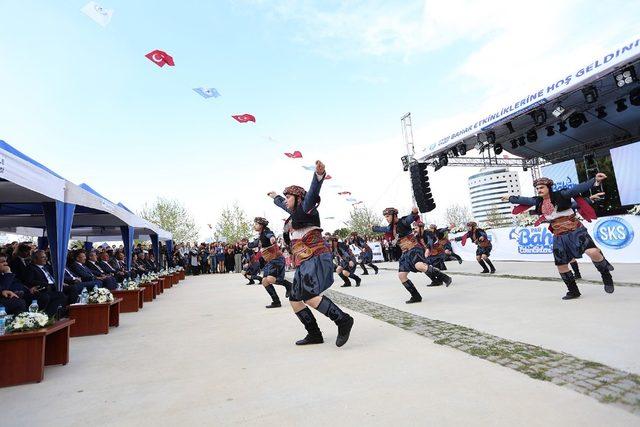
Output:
595,106,607,119
451,146,459,157
486,131,496,144
475,141,485,152
530,109,547,125
558,121,567,133
545,125,555,137
400,155,411,171
432,160,440,171
568,112,588,128
614,66,637,88
526,128,538,142
505,122,515,133
476,133,487,144
552,104,565,118
582,85,598,103
494,143,503,155
630,87,640,106
510,139,518,149
457,143,467,156
615,98,628,112
439,153,449,167
518,136,526,146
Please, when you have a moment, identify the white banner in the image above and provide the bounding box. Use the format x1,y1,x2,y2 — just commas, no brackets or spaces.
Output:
610,141,640,206
450,215,639,263
541,159,579,192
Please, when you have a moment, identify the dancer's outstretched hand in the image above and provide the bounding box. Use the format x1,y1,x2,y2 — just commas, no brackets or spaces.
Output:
267,191,277,199
500,195,510,202
411,207,419,215
595,173,607,183
590,192,605,201
316,160,325,175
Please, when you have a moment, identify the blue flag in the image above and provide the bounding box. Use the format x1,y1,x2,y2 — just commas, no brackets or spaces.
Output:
301,165,315,171
193,87,220,99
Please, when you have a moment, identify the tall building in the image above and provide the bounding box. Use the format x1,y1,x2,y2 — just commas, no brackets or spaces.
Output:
468,168,521,227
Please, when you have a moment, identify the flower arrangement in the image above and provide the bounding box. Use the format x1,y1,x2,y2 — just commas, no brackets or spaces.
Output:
515,212,537,227
119,279,139,290
87,287,114,304
6,311,53,333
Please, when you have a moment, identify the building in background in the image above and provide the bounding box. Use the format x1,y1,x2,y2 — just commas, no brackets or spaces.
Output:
468,168,521,227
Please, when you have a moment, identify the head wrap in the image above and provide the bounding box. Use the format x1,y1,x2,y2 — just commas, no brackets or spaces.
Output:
428,224,437,230
254,217,269,226
283,185,307,198
533,177,554,188
466,221,477,228
383,207,398,216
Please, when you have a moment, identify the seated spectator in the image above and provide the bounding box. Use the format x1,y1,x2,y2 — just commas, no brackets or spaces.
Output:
9,242,32,283
109,251,131,280
68,250,114,290
23,250,68,316
134,252,148,275
97,250,126,282
0,255,27,315
85,251,118,289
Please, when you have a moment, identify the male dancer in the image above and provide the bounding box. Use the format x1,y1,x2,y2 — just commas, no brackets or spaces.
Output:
268,160,354,347
424,224,463,266
372,208,452,304
242,248,263,285
351,232,379,275
248,218,291,308
454,221,495,273
503,174,614,299
331,237,362,287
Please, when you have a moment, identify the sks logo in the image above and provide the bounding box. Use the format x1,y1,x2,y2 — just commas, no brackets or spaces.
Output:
594,217,634,249
508,226,553,254
551,176,576,192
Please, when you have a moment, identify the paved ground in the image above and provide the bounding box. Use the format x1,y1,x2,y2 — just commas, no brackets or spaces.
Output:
2,273,638,426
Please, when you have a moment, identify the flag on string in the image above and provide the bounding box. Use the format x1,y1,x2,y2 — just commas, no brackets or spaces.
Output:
325,175,332,179
284,151,302,159
193,87,220,99
81,1,113,27
324,216,335,219
302,165,315,171
352,201,363,206
145,50,175,67
338,191,351,196
232,114,256,123
346,197,356,202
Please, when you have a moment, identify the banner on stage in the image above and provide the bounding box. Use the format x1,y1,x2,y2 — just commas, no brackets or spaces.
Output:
450,215,640,263
541,160,579,192
350,242,385,262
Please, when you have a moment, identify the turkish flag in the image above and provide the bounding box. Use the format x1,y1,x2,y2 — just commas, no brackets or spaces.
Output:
284,151,302,158
232,114,256,123
145,50,175,67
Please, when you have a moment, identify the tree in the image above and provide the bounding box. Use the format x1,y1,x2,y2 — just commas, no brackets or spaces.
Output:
140,197,199,243
345,205,383,236
333,228,351,239
213,202,253,244
484,204,509,229
443,203,473,228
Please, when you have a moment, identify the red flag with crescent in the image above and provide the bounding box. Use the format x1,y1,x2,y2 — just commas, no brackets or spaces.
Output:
232,114,256,123
284,151,302,158
145,50,175,67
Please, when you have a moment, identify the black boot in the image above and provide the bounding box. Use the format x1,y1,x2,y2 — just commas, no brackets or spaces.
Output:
451,252,463,264
295,307,324,345
402,280,422,304
427,265,452,287
277,279,292,298
593,258,615,294
478,259,489,273
560,271,581,300
485,258,496,273
339,272,352,287
360,263,369,275
351,273,362,287
246,277,254,285
264,285,282,308
570,261,582,279
370,264,379,274
316,297,354,347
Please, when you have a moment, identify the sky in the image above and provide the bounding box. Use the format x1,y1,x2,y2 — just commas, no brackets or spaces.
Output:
1,0,638,239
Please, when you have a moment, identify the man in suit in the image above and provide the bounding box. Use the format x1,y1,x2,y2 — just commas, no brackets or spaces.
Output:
109,250,132,278
0,255,27,315
145,253,159,273
22,250,68,316
98,250,126,282
9,243,32,283
85,251,118,289
134,252,148,275
69,250,113,290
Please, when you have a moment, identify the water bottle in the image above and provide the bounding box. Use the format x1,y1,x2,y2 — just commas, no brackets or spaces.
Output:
116,281,122,290
29,300,39,313
80,287,89,304
0,306,6,335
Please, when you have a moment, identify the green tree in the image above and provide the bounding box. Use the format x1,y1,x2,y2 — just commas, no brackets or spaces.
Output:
214,202,253,244
345,205,383,236
333,228,351,239
140,197,199,243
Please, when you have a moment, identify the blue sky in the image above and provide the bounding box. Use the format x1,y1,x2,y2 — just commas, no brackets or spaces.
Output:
1,1,638,239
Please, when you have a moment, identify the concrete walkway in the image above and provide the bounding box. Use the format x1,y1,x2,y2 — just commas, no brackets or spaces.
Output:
1,274,638,426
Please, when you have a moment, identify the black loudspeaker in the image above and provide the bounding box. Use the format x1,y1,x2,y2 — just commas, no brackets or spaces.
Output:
410,162,436,213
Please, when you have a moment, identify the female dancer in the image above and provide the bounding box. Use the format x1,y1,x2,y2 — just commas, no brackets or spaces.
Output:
268,160,354,347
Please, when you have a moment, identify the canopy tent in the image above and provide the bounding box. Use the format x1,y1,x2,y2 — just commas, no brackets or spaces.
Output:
420,35,640,162
0,140,173,289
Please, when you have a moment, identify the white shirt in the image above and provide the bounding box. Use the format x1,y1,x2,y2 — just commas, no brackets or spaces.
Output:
38,265,54,284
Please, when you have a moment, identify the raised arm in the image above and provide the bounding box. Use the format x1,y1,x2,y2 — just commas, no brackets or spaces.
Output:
372,225,391,233
302,161,326,213
507,195,538,206
272,195,293,214
561,177,596,198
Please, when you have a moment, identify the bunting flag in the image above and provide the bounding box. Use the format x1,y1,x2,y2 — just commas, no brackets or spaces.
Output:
352,201,363,206
193,87,220,98
338,191,351,196
232,114,256,123
81,1,113,27
325,175,332,179
284,151,302,159
145,50,175,67
302,165,315,171
324,216,335,219
346,197,356,202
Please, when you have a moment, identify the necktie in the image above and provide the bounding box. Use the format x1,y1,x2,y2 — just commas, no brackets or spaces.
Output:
41,266,54,284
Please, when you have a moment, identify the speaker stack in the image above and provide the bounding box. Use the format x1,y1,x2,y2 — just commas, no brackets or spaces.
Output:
409,162,436,213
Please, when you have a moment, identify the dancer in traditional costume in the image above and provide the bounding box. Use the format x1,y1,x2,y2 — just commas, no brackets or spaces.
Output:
454,222,495,274
351,232,379,275
331,237,362,287
503,175,614,299
372,207,452,304
268,160,354,347
248,218,291,308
